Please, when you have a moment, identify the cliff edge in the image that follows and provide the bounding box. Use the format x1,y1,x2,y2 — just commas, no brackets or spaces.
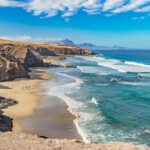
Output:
0,39,92,81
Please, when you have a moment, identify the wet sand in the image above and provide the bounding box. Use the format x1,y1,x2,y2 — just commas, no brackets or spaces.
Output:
21,95,80,139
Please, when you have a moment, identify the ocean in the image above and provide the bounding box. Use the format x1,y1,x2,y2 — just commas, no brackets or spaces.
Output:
47,50,150,146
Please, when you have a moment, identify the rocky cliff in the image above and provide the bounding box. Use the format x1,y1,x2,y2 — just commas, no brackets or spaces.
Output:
0,54,29,82
0,39,92,56
39,45,92,55
0,39,92,82
0,44,45,67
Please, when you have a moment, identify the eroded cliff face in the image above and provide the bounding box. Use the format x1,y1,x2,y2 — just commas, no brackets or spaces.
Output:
0,39,92,82
0,54,29,82
0,39,92,57
0,45,45,67
37,45,92,55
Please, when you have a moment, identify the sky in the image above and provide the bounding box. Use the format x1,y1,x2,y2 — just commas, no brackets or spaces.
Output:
0,0,150,49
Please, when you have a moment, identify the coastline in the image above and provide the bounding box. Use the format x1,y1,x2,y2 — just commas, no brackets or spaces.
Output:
0,59,149,150
0,67,81,139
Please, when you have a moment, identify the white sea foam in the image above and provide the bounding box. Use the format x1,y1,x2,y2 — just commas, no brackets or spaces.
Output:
77,66,116,75
47,72,96,143
118,81,150,86
48,74,83,110
125,61,150,68
90,97,99,105
74,119,91,144
138,73,150,78
77,66,103,75
144,129,150,134
74,112,102,144
80,56,150,73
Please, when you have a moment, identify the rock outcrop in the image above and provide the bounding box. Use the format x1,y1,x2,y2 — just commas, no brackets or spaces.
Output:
0,39,92,57
0,44,45,67
0,96,18,132
0,54,29,82
0,39,92,81
0,96,18,109
40,45,92,55
0,111,13,132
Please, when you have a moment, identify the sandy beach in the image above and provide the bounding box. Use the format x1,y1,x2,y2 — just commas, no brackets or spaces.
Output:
21,95,80,139
0,68,53,131
0,67,80,139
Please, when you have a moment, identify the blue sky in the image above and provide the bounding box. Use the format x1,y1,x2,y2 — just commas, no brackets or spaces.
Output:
0,0,150,49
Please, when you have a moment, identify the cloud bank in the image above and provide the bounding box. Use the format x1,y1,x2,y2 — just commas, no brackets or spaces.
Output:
0,35,72,45
0,0,150,18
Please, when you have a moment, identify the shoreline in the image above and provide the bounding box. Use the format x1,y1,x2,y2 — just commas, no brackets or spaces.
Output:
0,62,149,150
0,67,81,139
21,70,81,139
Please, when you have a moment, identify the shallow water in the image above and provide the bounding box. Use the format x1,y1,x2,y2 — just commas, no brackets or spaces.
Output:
47,50,150,146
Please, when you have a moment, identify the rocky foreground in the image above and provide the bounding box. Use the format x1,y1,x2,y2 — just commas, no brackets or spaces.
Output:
0,132,149,150
0,96,18,132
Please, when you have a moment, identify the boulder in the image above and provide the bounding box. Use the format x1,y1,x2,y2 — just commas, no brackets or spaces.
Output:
0,96,18,132
0,111,13,132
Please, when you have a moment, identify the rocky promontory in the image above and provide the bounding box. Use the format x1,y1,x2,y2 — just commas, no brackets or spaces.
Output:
0,54,29,82
0,39,92,82
0,39,92,56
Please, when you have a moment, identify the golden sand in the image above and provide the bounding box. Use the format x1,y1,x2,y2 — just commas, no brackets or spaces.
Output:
0,69,53,131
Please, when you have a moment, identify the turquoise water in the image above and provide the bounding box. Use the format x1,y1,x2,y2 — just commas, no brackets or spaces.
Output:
48,50,150,146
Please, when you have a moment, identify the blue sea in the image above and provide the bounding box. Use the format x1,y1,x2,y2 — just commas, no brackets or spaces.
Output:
47,50,150,146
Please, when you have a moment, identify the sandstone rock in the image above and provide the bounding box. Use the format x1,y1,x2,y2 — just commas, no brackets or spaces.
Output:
0,39,93,81
0,54,29,82
0,39,92,57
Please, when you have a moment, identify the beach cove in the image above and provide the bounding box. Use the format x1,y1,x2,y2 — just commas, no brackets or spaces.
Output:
0,39,149,149
0,64,149,150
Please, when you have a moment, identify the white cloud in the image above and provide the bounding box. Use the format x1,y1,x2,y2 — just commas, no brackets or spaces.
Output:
135,5,150,12
0,0,25,7
25,0,102,17
113,0,150,13
102,0,126,11
1,0,150,18
0,35,65,44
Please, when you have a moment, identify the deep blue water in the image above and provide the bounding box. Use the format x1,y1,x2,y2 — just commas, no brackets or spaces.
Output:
48,50,150,146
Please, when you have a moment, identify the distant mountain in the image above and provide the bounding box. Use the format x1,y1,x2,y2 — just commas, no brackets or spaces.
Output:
48,39,75,46
78,42,127,50
59,39,75,46
0,36,127,50
52,40,127,50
